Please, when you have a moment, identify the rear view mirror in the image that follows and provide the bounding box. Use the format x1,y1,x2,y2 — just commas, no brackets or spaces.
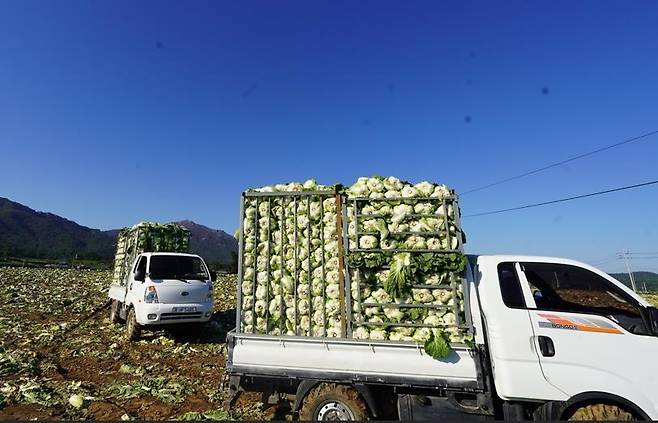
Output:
210,271,217,281
134,269,146,282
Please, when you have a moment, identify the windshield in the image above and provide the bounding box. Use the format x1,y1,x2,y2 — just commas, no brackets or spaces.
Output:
149,256,209,280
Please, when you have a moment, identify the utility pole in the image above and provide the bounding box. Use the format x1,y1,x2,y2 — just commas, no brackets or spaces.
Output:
619,250,638,292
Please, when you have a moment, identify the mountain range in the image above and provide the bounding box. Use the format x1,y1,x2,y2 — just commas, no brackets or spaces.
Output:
0,197,237,267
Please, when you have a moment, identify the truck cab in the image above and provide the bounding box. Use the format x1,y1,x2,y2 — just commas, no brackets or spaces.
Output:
475,255,658,420
108,252,215,340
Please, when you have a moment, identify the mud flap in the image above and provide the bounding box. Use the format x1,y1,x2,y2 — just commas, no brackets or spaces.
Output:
222,375,243,410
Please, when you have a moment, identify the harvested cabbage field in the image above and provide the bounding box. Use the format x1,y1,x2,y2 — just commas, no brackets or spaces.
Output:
0,267,276,421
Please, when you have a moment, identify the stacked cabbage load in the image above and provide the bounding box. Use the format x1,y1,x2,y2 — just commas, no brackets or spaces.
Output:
240,180,345,337
238,177,471,358
346,177,470,358
112,222,190,285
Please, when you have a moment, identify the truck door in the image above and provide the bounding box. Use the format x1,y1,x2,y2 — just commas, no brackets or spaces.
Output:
127,256,147,299
479,261,566,400
518,262,658,408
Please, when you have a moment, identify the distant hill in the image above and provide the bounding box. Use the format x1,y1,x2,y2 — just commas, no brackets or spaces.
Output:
0,197,114,260
0,197,238,268
174,220,238,268
609,272,658,292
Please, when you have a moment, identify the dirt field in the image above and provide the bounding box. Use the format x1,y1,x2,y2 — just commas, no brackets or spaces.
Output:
0,267,282,421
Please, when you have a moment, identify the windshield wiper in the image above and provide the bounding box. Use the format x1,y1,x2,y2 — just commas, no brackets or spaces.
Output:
181,273,208,280
151,275,190,283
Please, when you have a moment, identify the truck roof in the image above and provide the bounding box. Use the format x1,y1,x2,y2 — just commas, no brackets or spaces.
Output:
139,252,201,258
469,254,593,267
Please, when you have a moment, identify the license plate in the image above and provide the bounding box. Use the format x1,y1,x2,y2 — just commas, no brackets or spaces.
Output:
172,307,196,313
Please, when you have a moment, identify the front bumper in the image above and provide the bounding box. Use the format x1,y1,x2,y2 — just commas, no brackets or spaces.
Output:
135,302,213,325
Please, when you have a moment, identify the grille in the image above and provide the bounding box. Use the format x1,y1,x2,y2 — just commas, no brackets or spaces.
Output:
160,312,203,321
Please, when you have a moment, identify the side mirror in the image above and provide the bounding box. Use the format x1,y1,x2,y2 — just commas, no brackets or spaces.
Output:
134,269,146,282
210,271,217,281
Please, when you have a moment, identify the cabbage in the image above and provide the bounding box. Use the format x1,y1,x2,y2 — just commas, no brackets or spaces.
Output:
412,327,432,343
359,235,378,249
353,326,370,339
424,332,451,359
68,394,84,409
383,305,404,322
369,328,388,340
384,253,415,298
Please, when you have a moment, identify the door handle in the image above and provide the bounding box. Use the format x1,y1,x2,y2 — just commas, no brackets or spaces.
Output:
537,335,555,357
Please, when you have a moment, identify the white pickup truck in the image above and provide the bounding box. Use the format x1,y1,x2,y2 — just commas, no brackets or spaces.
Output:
108,252,215,340
226,254,658,420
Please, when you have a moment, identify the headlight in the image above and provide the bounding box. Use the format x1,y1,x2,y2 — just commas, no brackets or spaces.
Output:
144,286,159,303
206,283,213,302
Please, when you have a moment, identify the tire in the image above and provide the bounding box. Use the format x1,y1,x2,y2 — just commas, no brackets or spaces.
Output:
567,403,635,421
109,300,123,324
299,383,369,421
125,308,141,341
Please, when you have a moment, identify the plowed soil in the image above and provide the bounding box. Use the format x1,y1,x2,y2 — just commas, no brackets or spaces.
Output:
0,268,284,420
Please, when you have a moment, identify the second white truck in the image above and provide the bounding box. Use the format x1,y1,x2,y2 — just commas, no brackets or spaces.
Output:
107,222,215,339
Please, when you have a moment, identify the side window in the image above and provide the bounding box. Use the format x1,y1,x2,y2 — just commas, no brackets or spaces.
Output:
135,256,147,274
522,262,648,335
497,262,526,309
133,256,141,272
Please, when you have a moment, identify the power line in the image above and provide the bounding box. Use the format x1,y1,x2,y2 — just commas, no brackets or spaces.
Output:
463,179,658,218
461,129,658,195
589,256,620,266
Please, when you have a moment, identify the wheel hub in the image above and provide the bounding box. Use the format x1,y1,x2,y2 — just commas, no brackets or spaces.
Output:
317,401,355,421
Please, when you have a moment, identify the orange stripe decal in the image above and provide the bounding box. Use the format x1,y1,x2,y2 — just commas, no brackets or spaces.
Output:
537,313,623,334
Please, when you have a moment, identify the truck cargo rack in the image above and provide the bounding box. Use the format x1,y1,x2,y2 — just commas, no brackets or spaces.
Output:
112,228,143,286
342,194,474,339
236,188,474,346
236,188,348,337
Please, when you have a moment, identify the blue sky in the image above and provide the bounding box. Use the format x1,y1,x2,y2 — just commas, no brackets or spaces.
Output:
1,1,657,273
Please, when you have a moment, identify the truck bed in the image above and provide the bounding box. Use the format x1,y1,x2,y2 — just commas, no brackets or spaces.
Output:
227,331,481,390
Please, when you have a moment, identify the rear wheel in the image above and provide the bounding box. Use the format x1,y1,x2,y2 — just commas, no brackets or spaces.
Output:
109,300,123,324
299,383,368,421
567,403,635,421
126,308,141,341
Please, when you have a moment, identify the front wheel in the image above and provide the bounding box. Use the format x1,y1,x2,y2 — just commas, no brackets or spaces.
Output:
125,308,141,341
299,383,369,421
567,403,635,421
